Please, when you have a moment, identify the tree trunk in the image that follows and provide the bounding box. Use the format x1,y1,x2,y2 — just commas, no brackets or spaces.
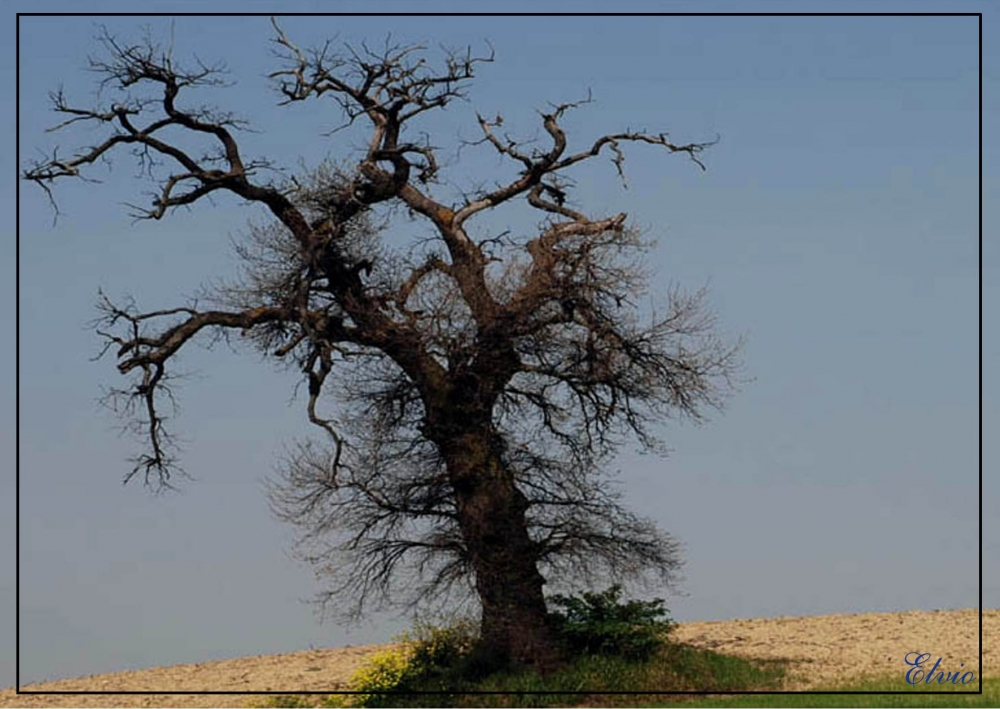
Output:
437,427,561,669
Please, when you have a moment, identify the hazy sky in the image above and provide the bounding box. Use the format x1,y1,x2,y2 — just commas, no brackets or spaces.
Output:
6,0,997,691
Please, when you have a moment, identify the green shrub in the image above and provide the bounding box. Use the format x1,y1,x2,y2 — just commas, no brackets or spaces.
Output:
546,585,675,661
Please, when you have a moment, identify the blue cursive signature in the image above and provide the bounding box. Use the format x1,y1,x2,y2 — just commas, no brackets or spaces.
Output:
904,653,977,685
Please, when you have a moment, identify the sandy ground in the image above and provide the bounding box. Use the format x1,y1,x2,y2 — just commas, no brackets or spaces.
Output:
1,608,995,707
670,608,995,690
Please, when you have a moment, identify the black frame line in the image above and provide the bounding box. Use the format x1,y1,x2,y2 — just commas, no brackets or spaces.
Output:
14,8,985,699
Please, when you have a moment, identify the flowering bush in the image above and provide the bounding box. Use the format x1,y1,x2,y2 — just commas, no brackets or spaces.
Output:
348,644,418,706
403,618,478,672
343,618,479,707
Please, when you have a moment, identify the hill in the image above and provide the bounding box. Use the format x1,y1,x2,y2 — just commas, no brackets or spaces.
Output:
2,609,995,707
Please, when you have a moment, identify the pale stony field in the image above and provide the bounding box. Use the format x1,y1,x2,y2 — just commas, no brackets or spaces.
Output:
1,608,995,707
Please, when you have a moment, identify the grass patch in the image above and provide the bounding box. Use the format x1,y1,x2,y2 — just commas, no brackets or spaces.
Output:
253,641,787,708
647,675,995,708
450,644,786,707
254,696,322,708
254,666,998,708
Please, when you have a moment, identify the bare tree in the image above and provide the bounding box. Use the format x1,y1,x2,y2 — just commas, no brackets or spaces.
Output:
24,21,742,668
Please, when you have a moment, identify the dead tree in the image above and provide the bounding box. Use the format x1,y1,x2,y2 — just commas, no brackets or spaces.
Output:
24,22,741,668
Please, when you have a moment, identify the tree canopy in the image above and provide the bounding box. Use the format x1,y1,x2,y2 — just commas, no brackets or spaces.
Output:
24,20,742,667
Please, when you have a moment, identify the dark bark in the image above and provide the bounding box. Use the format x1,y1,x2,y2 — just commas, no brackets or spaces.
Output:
436,425,560,668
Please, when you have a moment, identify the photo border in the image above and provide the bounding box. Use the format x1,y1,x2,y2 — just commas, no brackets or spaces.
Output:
14,8,984,699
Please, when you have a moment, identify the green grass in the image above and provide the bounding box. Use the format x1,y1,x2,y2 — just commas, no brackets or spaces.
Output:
648,675,996,708
264,676,1000,709
255,641,787,708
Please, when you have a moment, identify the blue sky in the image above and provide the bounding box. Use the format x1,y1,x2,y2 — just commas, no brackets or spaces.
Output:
6,0,997,691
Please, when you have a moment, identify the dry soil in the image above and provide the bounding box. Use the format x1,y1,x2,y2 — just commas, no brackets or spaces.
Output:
1,608,994,707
